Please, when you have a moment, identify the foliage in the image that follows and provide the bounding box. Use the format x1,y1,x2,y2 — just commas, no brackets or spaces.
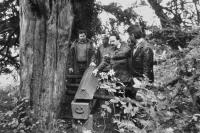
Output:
0,0,19,73
97,55,200,133
101,3,138,26
148,26,198,49
95,2,146,38
0,85,70,133
147,0,200,27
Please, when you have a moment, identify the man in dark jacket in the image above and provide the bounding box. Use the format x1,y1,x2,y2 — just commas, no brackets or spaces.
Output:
68,30,96,75
94,35,132,83
127,25,154,83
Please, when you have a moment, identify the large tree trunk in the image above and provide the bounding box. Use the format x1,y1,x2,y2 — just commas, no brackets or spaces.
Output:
19,0,73,132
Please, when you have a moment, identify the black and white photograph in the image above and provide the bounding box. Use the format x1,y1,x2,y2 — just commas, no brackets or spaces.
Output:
0,0,200,132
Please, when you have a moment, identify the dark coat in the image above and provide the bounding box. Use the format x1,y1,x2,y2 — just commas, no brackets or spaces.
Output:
96,43,132,82
130,39,154,82
68,39,95,74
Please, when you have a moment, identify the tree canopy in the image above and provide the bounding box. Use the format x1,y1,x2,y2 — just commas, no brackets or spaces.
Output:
148,0,200,27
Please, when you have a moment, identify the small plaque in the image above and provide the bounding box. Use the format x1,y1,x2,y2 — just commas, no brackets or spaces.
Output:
71,100,91,119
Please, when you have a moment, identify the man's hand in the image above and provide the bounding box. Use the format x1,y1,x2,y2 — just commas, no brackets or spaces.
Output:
68,68,73,73
90,62,96,67
93,69,98,76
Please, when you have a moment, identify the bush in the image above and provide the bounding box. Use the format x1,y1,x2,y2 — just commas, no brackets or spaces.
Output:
97,67,200,133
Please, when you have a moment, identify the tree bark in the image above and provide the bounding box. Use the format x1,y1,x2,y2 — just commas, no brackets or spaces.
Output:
147,0,182,28
19,0,73,132
147,0,170,28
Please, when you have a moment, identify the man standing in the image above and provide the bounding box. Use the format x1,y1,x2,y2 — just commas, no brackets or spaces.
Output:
94,35,132,83
95,34,110,67
68,30,95,75
127,25,154,83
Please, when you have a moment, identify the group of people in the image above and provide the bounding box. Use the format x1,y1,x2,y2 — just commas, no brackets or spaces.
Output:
68,25,154,98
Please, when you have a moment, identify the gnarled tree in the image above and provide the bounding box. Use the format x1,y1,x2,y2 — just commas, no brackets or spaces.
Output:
20,0,73,132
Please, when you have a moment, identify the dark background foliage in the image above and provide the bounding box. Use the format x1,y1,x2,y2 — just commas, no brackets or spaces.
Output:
0,0,19,73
